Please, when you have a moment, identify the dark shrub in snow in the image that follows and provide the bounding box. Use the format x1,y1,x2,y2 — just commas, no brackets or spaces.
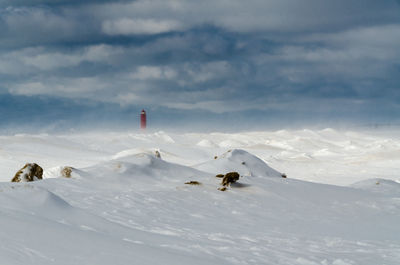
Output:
61,166,73,178
185,181,201,185
222,172,240,186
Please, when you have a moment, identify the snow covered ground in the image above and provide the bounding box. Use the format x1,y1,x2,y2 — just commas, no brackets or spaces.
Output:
0,128,399,264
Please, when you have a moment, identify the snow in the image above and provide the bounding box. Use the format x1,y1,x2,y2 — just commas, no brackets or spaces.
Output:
0,128,399,264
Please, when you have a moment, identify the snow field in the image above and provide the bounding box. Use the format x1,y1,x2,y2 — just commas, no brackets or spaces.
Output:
0,129,399,264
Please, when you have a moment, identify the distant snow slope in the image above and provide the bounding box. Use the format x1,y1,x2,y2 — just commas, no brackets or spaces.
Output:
194,149,282,178
0,129,399,264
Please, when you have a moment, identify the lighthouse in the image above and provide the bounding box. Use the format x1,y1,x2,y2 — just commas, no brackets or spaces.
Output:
140,109,146,130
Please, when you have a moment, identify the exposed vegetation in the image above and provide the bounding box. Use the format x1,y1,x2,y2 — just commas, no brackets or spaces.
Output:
185,181,201,185
12,163,43,182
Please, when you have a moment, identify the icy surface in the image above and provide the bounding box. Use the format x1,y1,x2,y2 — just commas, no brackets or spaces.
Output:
0,129,399,264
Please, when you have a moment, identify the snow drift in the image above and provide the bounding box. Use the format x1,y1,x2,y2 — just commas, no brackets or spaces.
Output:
0,129,399,265
195,149,282,178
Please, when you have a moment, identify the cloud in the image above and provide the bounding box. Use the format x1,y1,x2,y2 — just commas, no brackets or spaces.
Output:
91,0,400,34
8,77,108,97
129,66,177,80
0,0,131,7
0,44,122,75
102,18,183,35
1,0,400,127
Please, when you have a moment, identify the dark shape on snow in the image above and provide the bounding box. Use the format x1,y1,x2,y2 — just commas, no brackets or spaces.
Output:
215,174,224,178
61,166,74,178
185,181,201,185
12,163,43,182
221,172,240,187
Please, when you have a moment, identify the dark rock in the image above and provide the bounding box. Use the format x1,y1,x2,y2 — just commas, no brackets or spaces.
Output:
12,163,43,182
185,181,201,185
221,172,240,186
61,166,74,178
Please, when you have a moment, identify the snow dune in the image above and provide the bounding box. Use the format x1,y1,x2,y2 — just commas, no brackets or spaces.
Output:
0,129,399,264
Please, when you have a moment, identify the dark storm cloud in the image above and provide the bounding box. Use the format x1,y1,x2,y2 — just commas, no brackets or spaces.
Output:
0,0,132,7
0,0,400,129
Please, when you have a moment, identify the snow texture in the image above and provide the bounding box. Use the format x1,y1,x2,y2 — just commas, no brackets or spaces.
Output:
0,129,399,264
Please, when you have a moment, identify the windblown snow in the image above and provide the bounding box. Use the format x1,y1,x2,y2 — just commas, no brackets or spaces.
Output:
0,129,399,265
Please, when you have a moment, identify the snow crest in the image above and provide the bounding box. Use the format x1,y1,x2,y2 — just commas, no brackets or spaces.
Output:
195,149,282,178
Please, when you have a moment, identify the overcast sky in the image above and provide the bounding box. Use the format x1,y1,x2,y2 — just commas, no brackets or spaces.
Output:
1,0,400,131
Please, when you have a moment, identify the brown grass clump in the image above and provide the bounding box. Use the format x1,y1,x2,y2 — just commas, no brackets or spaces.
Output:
218,187,227,191
185,181,201,185
215,174,224,178
221,172,240,187
12,163,43,182
61,166,73,178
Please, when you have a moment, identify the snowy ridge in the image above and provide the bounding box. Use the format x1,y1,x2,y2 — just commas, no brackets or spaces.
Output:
84,152,211,186
195,149,282,178
0,129,399,264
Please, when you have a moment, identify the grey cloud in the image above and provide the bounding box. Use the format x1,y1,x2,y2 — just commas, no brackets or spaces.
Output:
102,18,184,35
89,0,400,33
2,0,400,49
1,0,400,125
0,0,133,7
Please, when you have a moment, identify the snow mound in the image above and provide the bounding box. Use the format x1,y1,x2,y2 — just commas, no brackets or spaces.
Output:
44,166,83,179
113,148,164,160
351,178,400,196
196,139,217,148
194,149,282,178
153,131,175,143
86,153,209,184
1,185,71,210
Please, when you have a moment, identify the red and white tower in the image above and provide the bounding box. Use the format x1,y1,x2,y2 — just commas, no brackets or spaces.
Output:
140,109,146,130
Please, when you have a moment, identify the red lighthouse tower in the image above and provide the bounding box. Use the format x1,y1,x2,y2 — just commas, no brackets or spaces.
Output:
140,109,146,130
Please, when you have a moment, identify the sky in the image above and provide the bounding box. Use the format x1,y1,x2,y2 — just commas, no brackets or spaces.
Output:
0,0,400,132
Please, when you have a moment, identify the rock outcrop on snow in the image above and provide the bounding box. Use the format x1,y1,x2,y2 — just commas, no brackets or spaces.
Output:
61,166,73,178
43,166,83,179
221,172,240,186
11,163,43,182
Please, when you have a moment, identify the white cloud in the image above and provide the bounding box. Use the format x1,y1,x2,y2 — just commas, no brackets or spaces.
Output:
8,77,109,98
162,100,247,113
9,82,48,96
0,44,123,73
184,61,231,83
94,0,400,34
129,66,177,80
102,18,183,35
